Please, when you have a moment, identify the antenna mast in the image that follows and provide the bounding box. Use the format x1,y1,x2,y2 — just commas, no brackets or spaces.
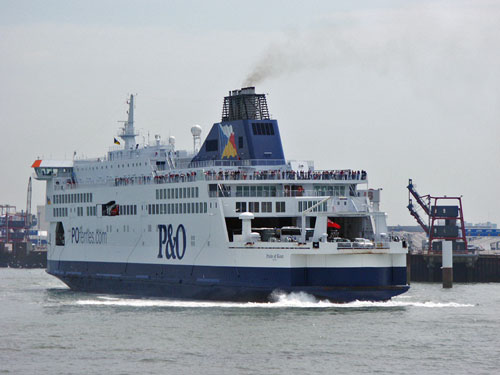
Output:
119,94,138,150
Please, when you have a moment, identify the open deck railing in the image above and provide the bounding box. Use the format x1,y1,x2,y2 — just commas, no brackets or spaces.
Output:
53,167,367,191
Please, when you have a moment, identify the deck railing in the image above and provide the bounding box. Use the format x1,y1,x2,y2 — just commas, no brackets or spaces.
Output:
53,167,367,190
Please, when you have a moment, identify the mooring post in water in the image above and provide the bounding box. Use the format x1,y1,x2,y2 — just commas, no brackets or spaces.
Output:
442,241,453,288
406,251,411,285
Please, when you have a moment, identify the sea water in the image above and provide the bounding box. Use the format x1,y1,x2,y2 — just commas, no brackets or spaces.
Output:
1,268,499,374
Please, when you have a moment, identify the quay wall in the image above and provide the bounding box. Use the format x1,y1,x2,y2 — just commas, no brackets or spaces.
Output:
0,242,47,268
409,253,500,283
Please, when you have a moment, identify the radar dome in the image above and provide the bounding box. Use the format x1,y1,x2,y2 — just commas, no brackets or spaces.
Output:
191,124,202,137
168,136,176,146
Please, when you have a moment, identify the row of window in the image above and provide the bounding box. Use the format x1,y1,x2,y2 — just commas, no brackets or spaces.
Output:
76,161,148,171
119,205,137,216
235,185,277,197
314,186,347,197
298,201,328,213
236,201,286,213
87,206,97,216
53,193,93,204
53,207,68,217
54,206,98,217
148,202,208,215
252,122,275,136
156,187,200,200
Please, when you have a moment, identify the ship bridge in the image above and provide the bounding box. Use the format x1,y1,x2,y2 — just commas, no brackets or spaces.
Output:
32,160,73,180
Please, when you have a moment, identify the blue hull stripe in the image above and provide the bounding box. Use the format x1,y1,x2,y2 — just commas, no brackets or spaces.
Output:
48,260,409,302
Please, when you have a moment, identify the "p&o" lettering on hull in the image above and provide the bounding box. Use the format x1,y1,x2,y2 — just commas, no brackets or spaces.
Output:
158,224,187,260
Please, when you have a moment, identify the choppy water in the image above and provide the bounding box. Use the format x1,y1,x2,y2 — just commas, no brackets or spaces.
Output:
1,268,499,374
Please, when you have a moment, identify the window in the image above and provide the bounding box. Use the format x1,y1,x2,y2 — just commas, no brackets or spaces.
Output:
236,202,247,213
249,202,259,213
206,139,218,152
239,136,244,148
252,122,274,136
276,201,286,213
261,202,272,213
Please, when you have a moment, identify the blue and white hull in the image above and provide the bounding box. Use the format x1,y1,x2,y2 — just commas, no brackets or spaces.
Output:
47,234,408,302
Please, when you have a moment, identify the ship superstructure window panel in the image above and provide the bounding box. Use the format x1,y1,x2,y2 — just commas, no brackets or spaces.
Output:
249,202,259,213
236,185,276,198
206,139,218,152
236,202,247,213
298,201,328,213
252,122,275,136
276,201,286,213
262,202,272,213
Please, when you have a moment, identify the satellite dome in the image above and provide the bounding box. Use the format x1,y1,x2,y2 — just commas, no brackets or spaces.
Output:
168,136,176,145
191,124,202,137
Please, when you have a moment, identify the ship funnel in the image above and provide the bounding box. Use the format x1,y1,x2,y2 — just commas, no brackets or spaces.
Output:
221,87,270,122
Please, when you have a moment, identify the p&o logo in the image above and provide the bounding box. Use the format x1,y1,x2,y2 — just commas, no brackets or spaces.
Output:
158,224,186,260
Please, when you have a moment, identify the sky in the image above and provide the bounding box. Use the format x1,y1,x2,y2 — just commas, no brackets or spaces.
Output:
1,0,499,226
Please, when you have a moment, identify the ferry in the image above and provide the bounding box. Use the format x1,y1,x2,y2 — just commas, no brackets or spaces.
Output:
32,87,409,302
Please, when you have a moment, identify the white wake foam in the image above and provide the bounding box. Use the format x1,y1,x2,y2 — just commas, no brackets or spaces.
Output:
74,292,474,309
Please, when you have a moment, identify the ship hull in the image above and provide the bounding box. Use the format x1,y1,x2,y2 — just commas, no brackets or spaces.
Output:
48,260,408,302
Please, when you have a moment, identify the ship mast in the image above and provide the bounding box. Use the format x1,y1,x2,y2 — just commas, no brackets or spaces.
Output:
120,94,137,150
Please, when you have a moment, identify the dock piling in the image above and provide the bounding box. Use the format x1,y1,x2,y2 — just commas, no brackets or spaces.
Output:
442,241,453,288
